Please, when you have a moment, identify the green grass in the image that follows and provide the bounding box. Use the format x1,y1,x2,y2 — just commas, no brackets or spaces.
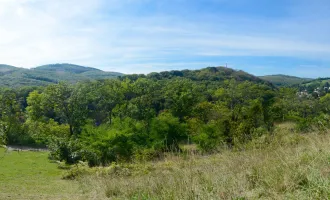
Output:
2,124,330,199
0,148,83,200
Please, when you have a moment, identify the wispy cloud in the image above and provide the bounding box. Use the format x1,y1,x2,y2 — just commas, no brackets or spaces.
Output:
0,0,329,76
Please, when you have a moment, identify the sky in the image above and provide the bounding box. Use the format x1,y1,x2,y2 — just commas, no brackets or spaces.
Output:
0,0,330,77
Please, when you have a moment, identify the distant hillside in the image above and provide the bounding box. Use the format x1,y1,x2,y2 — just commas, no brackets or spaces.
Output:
35,64,102,74
0,64,23,73
123,66,273,86
0,63,123,88
259,74,312,87
298,78,330,93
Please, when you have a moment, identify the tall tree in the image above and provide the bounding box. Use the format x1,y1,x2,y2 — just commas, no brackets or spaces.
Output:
42,82,88,136
0,90,22,144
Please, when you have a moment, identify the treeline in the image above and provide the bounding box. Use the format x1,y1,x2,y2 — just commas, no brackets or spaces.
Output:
1,68,329,166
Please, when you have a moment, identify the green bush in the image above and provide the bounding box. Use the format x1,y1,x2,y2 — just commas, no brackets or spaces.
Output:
150,112,187,151
25,119,70,145
48,138,83,164
78,119,150,166
192,121,224,152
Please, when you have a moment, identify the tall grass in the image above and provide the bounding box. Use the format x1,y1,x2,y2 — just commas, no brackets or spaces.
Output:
77,123,330,199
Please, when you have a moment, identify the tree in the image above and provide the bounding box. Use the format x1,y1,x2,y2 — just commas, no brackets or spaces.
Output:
42,82,88,136
0,90,23,144
26,90,44,121
89,80,124,125
163,78,202,121
129,78,161,121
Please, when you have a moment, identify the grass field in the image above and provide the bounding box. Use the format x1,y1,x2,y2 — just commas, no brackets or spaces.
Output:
0,148,83,200
78,123,330,199
2,123,330,199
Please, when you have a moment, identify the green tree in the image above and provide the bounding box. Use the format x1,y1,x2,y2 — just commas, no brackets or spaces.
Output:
163,78,202,121
0,90,24,144
26,90,44,121
89,80,124,125
42,82,88,136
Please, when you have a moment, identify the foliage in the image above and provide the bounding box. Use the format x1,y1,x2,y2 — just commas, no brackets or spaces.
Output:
78,126,330,200
48,137,83,164
2,65,330,166
190,120,225,152
150,112,187,151
0,89,28,145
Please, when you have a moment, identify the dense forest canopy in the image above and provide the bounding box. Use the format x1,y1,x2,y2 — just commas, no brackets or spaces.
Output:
0,66,329,166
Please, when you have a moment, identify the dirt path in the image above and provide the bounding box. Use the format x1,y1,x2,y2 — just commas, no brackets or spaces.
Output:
4,145,48,152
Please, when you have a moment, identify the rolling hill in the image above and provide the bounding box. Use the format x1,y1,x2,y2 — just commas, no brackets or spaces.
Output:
123,66,273,86
259,74,313,87
0,64,123,88
2,64,301,88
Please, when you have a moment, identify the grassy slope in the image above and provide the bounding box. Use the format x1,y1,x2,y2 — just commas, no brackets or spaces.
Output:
302,78,330,86
2,124,330,199
79,123,330,199
259,74,312,87
0,148,83,200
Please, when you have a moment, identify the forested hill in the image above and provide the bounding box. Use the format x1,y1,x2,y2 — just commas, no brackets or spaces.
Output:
0,63,123,88
3,63,330,168
259,74,312,87
35,64,103,73
123,66,273,86
1,65,274,88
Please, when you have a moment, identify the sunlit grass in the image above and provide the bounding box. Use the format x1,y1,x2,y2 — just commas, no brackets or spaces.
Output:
2,123,330,199
0,148,83,200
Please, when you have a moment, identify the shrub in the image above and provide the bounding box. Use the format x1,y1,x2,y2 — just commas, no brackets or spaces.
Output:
150,112,187,151
25,119,70,145
48,137,83,164
192,121,224,152
78,119,149,166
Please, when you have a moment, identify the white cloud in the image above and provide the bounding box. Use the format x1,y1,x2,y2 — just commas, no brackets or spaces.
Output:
0,0,330,74
0,0,102,67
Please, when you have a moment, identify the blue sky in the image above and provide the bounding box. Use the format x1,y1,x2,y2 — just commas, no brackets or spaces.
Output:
0,0,330,77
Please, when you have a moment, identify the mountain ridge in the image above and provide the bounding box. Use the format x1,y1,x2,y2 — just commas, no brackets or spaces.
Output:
0,63,319,88
33,63,102,74
0,63,123,88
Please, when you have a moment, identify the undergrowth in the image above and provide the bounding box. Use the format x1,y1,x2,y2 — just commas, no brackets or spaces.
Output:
68,123,330,199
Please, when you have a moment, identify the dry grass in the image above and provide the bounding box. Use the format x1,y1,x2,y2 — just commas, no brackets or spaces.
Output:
77,123,330,199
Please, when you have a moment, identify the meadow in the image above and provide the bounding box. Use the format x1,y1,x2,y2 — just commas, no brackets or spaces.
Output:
0,147,83,200
2,123,328,199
